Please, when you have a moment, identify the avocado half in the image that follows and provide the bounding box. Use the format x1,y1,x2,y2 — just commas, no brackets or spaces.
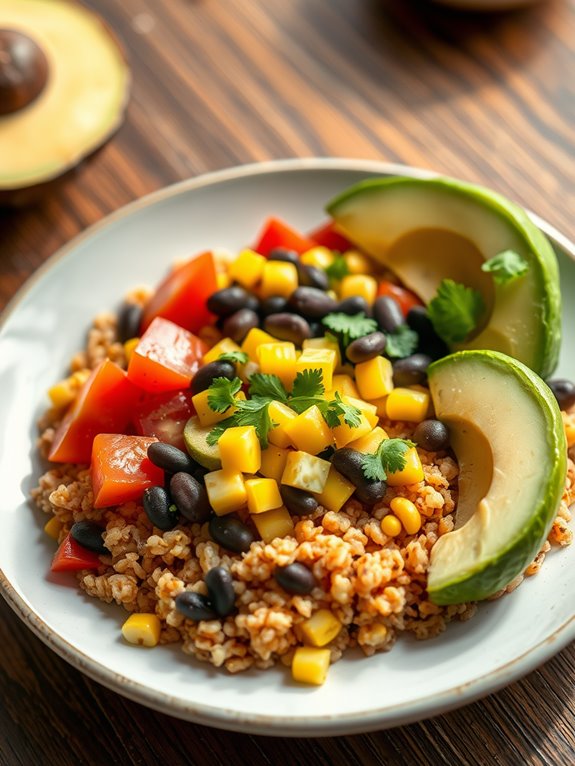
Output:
0,0,130,205
426,350,566,605
326,176,562,379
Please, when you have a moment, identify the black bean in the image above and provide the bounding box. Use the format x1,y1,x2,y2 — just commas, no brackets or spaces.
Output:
222,308,259,343
299,265,329,291
148,441,199,474
264,312,311,345
392,354,432,387
117,302,143,343
346,331,387,364
207,286,259,317
547,379,575,411
336,296,369,315
406,306,434,338
288,287,338,319
170,472,211,523
175,591,217,622
205,566,236,617
209,515,255,553
190,360,236,395
143,486,179,531
260,296,289,317
279,485,319,516
331,448,387,505
308,321,326,338
373,296,404,334
268,247,300,265
413,419,450,452
274,563,316,595
70,521,107,555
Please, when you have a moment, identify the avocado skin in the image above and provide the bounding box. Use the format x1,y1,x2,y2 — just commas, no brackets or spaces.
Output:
426,350,567,605
326,176,562,379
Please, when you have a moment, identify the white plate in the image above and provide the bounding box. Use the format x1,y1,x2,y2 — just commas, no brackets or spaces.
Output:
0,159,573,736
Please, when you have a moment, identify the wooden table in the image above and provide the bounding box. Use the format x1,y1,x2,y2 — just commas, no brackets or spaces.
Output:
1,1,574,763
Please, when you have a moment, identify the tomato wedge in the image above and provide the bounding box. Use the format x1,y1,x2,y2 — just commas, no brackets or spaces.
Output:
253,217,317,256
51,534,102,572
91,434,164,508
132,389,195,450
140,251,217,335
127,316,207,393
377,280,423,316
307,221,352,252
49,360,138,464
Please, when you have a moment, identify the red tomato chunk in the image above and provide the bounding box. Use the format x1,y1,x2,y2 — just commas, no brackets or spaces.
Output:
377,280,423,316
253,216,317,256
132,389,195,450
51,534,101,572
307,220,352,252
91,434,164,508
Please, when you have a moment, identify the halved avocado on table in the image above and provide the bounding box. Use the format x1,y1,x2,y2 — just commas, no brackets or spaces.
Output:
327,177,561,379
0,0,130,205
426,350,566,605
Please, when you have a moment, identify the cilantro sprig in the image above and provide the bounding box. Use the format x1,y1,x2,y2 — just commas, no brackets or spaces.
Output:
361,438,416,481
322,312,378,347
427,279,485,345
218,350,249,365
384,325,419,359
324,255,350,282
481,250,529,285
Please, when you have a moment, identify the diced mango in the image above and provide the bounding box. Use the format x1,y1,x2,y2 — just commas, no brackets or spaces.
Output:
228,249,266,289
281,451,331,493
302,336,342,370
343,396,379,428
284,405,333,455
259,445,290,483
245,478,283,514
257,342,297,389
343,249,374,275
251,506,294,543
191,388,246,427
43,516,62,541
292,646,331,686
121,613,161,647
219,425,261,473
355,356,394,401
300,246,334,270
339,274,377,305
368,395,390,418
216,271,231,290
386,447,424,486
241,327,277,362
348,426,388,453
314,466,355,513
268,401,299,448
386,388,430,423
204,469,247,515
295,348,337,392
260,261,298,299
300,609,342,647
326,373,359,399
203,337,242,365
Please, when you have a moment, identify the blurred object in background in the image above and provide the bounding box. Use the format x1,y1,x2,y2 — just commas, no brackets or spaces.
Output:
431,0,543,9
0,0,130,207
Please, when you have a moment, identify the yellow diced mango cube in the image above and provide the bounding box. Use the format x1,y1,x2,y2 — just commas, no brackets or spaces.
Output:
121,613,162,647
302,336,341,370
300,246,334,270
259,445,290,482
204,469,247,515
191,388,246,427
326,373,359,399
292,646,331,686
251,506,295,543
300,609,342,647
228,249,266,289
257,342,297,389
314,466,355,512
245,478,283,514
343,395,379,428
386,447,424,486
203,337,242,365
339,274,378,305
284,405,333,455
355,356,394,401
331,411,373,449
385,388,430,423
43,516,62,540
260,261,298,298
281,451,331,493
343,249,375,275
241,327,277,362
268,400,299,448
295,348,337,392
218,425,261,474
348,426,388,453
368,395,390,418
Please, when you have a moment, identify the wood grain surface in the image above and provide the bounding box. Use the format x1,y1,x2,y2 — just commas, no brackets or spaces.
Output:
1,0,574,763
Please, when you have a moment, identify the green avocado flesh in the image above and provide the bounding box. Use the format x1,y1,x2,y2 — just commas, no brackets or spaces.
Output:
326,177,562,378
183,416,221,470
426,350,566,605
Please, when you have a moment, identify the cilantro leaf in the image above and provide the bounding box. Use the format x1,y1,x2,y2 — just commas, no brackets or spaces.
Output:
427,279,485,344
327,392,362,428
481,250,529,285
291,369,324,399
324,255,350,282
361,438,416,481
207,377,242,413
206,399,276,448
248,373,288,402
206,419,234,446
322,312,378,347
385,325,419,359
218,350,249,365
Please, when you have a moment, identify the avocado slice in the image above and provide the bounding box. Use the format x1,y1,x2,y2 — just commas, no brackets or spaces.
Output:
327,177,561,378
0,0,130,203
183,416,222,470
426,350,566,605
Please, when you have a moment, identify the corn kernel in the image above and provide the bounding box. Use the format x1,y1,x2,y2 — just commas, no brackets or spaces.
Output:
259,445,290,482
300,609,342,647
355,357,394,401
123,338,140,364
192,388,246,427
284,405,333,455
300,246,335,270
343,249,374,275
381,514,402,537
268,401,299,448
43,516,62,540
386,447,424,486
390,496,422,535
348,426,388,453
204,469,247,515
219,426,261,473
48,369,91,409
295,348,337,392
281,451,331,493
121,613,161,647
228,249,266,289
562,412,575,448
241,327,277,362
292,647,331,686
216,271,231,290
339,274,377,305
326,374,359,399
302,336,342,370
257,342,297,389
385,388,430,423
203,337,242,365
252,505,294,543
245,478,283,514
314,466,355,513
260,261,298,299
331,412,373,449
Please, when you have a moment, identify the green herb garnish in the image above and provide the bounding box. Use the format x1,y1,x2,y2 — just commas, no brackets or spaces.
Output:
361,438,416,481
322,312,378,347
207,377,242,412
481,250,529,285
324,255,350,282
218,350,249,365
385,325,419,359
427,279,485,344
248,373,288,402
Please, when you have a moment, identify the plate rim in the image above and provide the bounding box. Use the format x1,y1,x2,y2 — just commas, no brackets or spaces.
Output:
1,156,574,736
